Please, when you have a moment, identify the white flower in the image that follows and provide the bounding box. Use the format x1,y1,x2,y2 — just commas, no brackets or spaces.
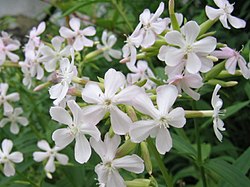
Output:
205,0,246,29
0,83,20,114
90,133,144,187
33,140,69,173
97,31,121,62
158,21,217,74
0,38,20,65
0,107,28,134
40,36,71,72
49,55,77,106
82,68,143,135
139,2,169,48
0,139,23,177
129,85,186,154
211,84,225,142
59,17,96,51
50,100,100,164
126,60,156,90
122,23,143,65
212,47,250,79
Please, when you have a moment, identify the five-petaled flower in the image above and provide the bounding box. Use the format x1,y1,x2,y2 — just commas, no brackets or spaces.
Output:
90,133,144,187
130,85,186,154
205,0,246,29
0,139,23,177
33,140,69,174
50,100,100,164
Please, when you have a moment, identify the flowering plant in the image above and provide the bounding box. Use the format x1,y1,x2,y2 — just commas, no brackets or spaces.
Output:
0,0,249,186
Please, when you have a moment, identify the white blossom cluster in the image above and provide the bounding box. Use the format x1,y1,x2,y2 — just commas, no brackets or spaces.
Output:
0,0,248,186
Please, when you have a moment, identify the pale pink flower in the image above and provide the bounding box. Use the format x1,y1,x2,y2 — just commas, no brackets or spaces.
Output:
90,133,144,187
40,36,71,72
97,30,121,61
50,100,100,164
0,107,28,134
27,22,46,47
158,21,217,74
0,139,23,177
59,17,96,51
1,31,20,47
33,140,69,173
82,68,143,135
0,38,20,65
212,47,250,79
211,84,225,142
166,63,203,100
139,2,169,48
0,83,20,114
205,0,246,29
130,85,186,154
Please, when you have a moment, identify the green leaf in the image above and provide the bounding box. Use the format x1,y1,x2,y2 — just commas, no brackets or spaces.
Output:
172,134,197,159
205,158,250,187
233,147,250,175
221,101,250,120
61,0,110,17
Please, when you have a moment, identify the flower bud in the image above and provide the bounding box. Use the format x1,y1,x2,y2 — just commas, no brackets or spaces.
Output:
199,19,218,36
125,179,151,187
205,60,226,80
140,142,152,175
126,105,138,122
116,139,137,158
169,0,180,31
207,79,238,87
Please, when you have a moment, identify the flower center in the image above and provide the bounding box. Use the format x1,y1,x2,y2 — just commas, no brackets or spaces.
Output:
158,116,170,128
70,125,79,136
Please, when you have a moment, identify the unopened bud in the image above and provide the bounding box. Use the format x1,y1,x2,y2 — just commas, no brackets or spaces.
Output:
116,139,137,158
125,179,151,187
33,81,52,92
205,60,226,81
140,142,152,175
126,105,138,122
67,87,82,97
199,18,218,36
185,110,214,118
207,79,238,87
136,79,147,87
72,76,89,85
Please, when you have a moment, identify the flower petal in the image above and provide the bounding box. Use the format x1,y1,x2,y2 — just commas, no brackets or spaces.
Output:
181,21,200,45
112,154,144,173
74,134,91,164
8,152,23,163
228,15,246,29
156,85,178,114
82,82,103,104
55,153,69,165
156,128,172,154
33,152,49,162
186,52,201,74
2,139,13,155
130,120,156,143
3,162,15,177
168,107,186,128
52,128,74,148
110,106,131,135
45,156,55,173
50,106,72,126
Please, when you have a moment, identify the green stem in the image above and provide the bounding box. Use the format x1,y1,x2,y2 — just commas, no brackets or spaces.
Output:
16,170,39,187
147,138,173,187
112,0,133,32
193,103,207,187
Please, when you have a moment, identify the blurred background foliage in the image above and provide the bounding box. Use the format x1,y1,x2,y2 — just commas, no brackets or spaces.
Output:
0,0,249,186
